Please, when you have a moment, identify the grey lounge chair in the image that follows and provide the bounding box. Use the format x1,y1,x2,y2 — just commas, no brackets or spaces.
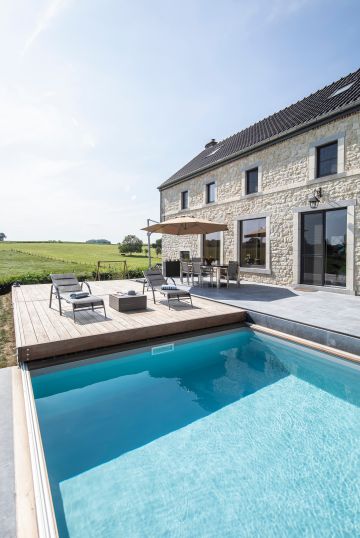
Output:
143,269,193,309
49,273,106,321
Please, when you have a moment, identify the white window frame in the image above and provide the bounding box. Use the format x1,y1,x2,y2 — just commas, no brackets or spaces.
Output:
308,132,345,182
241,163,263,197
292,199,355,293
234,212,271,274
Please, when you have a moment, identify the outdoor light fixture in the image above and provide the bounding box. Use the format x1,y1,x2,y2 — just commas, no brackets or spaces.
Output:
308,187,322,209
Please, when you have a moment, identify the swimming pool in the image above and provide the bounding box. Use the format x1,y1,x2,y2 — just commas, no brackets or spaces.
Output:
31,327,360,537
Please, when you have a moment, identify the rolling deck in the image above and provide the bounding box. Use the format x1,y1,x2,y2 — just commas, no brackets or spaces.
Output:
12,280,246,361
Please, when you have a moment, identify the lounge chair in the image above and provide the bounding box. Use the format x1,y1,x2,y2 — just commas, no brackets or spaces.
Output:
143,269,193,309
49,273,106,321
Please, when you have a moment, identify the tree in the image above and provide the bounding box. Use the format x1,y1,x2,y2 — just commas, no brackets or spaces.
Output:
0,233,6,241
86,239,111,244
118,235,143,255
155,238,162,256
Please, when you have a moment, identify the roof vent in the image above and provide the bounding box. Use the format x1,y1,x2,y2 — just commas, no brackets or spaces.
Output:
205,138,217,149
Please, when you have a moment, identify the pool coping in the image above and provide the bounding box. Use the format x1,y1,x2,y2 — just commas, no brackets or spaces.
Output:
248,323,360,365
20,363,58,538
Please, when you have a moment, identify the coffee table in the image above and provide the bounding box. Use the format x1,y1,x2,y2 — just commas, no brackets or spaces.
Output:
109,292,147,312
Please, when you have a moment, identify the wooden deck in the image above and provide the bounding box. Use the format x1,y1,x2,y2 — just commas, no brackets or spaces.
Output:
12,280,246,362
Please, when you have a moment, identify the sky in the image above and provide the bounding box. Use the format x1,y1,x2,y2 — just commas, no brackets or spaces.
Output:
0,0,359,243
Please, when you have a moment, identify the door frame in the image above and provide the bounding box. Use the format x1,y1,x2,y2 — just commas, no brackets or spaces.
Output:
293,200,355,293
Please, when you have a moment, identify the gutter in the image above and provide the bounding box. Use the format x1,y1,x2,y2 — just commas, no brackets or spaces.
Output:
158,101,360,191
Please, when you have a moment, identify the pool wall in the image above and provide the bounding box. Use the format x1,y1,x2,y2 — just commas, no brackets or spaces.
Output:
246,310,360,356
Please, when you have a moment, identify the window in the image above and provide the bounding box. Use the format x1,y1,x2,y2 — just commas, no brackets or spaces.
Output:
316,141,338,178
181,190,189,210
203,231,221,263
180,250,190,261
328,82,354,98
246,168,258,194
206,145,223,157
240,217,266,268
206,182,216,204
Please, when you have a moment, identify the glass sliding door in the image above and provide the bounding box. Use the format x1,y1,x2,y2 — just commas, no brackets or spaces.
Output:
300,208,346,287
203,232,221,263
324,208,346,286
301,212,324,285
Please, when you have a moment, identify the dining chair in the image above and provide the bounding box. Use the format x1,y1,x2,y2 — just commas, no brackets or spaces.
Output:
180,260,191,285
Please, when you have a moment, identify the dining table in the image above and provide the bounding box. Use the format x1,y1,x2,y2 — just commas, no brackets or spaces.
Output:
201,264,229,288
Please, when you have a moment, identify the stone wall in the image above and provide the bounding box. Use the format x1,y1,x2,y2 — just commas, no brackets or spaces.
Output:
160,113,360,294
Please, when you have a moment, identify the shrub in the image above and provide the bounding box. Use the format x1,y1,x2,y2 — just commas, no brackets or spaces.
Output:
118,235,143,255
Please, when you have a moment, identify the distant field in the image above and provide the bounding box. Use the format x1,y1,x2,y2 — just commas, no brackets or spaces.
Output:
0,242,160,286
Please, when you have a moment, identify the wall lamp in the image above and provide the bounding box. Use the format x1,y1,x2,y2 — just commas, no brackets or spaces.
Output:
308,187,322,209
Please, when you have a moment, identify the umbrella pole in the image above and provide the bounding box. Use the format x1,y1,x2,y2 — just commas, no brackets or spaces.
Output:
147,227,152,268
146,218,160,269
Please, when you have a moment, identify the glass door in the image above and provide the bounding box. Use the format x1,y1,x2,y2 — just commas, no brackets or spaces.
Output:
300,208,346,287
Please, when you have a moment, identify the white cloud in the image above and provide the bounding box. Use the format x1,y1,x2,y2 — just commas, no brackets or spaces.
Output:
22,0,71,55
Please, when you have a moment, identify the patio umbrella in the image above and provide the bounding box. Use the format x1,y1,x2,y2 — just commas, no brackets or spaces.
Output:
142,216,228,235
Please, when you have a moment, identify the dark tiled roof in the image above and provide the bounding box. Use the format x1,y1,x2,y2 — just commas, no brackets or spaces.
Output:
160,68,360,189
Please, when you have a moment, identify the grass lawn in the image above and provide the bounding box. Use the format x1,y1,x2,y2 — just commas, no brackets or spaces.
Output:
0,241,161,367
0,242,160,283
0,293,16,368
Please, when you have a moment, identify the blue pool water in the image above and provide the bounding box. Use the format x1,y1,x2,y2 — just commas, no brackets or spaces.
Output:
31,328,360,538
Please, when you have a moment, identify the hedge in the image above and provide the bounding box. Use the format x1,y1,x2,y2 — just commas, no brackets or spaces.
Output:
0,268,144,295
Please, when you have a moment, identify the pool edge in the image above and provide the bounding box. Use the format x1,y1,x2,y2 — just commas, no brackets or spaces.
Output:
248,323,360,364
20,363,59,538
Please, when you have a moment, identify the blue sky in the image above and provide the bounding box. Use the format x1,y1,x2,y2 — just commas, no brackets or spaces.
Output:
1,0,359,242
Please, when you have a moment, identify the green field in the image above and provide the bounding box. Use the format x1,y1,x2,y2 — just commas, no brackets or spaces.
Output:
0,242,160,287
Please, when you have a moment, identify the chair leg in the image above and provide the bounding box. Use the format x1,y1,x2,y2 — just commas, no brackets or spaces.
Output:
152,288,156,303
58,295,62,316
103,304,107,318
49,284,53,308
73,307,76,322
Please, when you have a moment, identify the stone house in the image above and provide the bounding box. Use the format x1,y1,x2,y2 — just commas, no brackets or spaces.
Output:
158,69,360,295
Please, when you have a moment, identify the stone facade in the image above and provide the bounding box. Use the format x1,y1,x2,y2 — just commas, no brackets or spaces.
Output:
160,113,360,295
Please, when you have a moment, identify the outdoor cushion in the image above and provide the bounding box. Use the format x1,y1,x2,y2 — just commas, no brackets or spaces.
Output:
160,289,190,297
61,293,104,306
161,284,178,290
70,292,90,299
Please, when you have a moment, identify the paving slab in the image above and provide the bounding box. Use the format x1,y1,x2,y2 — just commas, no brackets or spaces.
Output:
0,367,16,538
182,281,360,338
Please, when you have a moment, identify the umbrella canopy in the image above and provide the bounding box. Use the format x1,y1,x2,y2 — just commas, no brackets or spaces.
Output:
142,216,228,235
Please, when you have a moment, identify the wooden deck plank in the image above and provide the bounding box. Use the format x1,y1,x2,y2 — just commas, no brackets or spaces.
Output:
13,281,246,362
